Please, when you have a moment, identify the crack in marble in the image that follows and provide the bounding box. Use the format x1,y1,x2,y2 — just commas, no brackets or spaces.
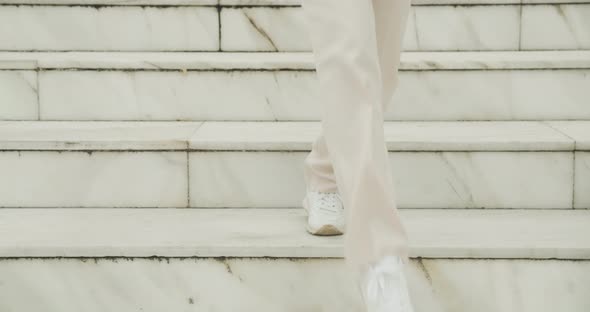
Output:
554,4,580,48
416,258,433,285
264,96,278,121
440,153,476,207
242,10,278,51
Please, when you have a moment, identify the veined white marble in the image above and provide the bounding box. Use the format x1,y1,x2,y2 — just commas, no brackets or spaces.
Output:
0,71,38,120
189,121,574,151
412,5,519,51
221,7,311,52
0,208,588,258
576,152,590,208
220,6,418,51
0,258,588,312
1,0,588,5
38,70,318,121
34,67,590,121
522,4,590,50
0,121,202,150
0,151,187,207
547,121,590,150
0,5,219,51
219,6,519,51
0,120,579,151
391,69,590,121
0,0,217,4
219,0,590,4
1,51,589,70
0,51,316,70
189,151,573,208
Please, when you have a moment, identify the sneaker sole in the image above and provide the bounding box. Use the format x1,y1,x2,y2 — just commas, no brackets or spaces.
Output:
306,224,344,236
302,196,344,236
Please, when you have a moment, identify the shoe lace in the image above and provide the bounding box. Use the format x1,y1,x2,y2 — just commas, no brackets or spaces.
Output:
316,192,342,212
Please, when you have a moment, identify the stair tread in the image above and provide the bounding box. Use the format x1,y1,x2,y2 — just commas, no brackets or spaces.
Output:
1,208,589,258
0,120,588,151
1,50,589,70
0,0,587,6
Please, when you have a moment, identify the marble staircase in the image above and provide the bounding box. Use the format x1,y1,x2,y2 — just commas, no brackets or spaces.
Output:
1,0,590,311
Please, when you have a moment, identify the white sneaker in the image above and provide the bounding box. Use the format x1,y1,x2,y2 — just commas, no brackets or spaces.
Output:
359,256,414,312
302,191,345,236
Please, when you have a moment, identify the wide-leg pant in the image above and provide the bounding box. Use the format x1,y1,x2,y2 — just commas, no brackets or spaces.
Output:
300,0,412,274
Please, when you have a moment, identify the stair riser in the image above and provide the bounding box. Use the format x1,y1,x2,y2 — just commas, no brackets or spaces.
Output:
221,5,590,52
0,150,585,208
0,5,220,51
0,258,588,312
0,151,188,208
2,69,589,121
0,4,588,51
190,151,578,209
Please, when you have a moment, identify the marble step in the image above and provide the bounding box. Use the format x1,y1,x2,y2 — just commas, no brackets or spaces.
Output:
2,0,590,5
1,208,589,258
0,3,589,52
2,50,589,121
1,208,588,312
0,120,589,209
0,258,588,312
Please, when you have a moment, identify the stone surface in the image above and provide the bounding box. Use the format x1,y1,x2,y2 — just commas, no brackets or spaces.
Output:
0,121,579,208
35,68,590,121
39,70,316,121
189,121,574,151
1,51,588,70
521,4,590,50
0,70,37,120
0,50,583,121
0,121,202,150
0,5,219,51
0,258,589,312
575,152,590,208
219,6,520,51
0,208,588,258
2,0,589,4
0,121,576,151
0,0,216,4
189,151,573,209
548,121,590,150
221,7,311,51
412,5,520,51
219,0,590,4
0,151,187,207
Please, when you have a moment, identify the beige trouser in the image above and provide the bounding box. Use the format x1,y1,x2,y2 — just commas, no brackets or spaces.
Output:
301,0,412,274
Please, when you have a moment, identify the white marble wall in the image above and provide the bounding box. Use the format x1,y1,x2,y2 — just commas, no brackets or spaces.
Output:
36,69,590,121
0,258,587,312
576,152,590,208
521,4,590,50
0,5,219,51
189,151,573,208
0,71,37,120
0,151,187,207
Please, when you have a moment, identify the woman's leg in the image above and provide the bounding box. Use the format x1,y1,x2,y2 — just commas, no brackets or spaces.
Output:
303,0,411,193
300,0,411,274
